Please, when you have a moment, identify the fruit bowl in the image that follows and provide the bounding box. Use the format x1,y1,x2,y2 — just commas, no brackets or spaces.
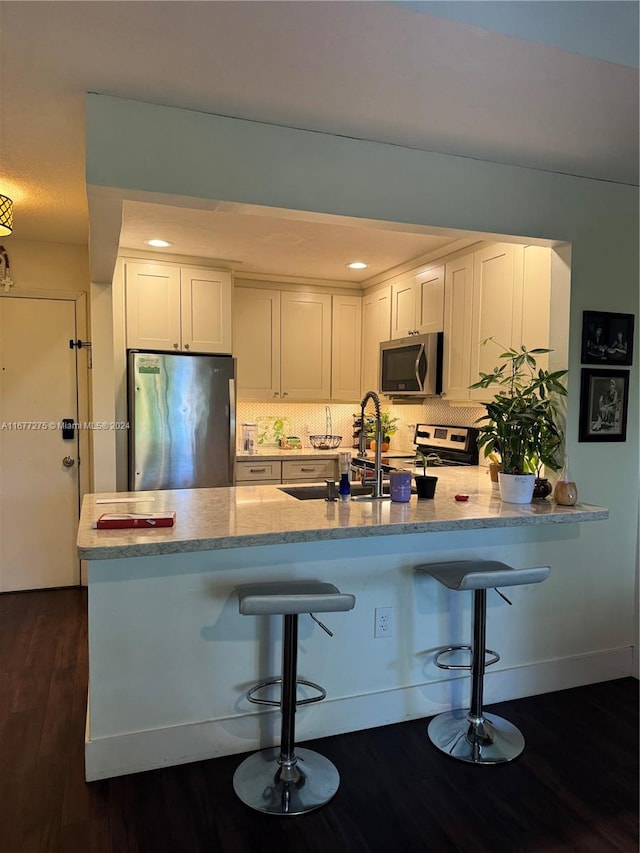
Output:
309,435,342,450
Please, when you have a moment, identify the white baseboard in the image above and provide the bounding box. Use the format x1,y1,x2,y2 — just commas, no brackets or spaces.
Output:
85,645,633,781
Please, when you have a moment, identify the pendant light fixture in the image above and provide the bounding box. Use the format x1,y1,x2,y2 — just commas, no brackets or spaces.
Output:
0,195,14,236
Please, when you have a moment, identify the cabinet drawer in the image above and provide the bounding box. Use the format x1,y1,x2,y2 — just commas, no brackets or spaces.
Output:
282,460,336,481
236,461,282,482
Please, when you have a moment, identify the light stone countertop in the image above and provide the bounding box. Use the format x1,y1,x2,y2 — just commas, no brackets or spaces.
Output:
77,467,608,561
236,447,352,460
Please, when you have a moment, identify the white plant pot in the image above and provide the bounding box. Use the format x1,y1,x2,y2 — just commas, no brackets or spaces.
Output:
498,472,535,504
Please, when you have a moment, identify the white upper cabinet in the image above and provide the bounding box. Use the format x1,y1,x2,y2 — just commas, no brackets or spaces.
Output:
414,264,445,334
443,243,550,402
234,287,332,400
361,285,392,394
125,261,232,354
233,287,281,399
331,293,362,401
180,267,232,353
390,263,445,338
468,243,524,401
442,253,474,401
125,263,181,351
280,291,332,399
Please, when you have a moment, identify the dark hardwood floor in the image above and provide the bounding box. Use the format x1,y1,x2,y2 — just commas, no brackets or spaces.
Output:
0,587,637,853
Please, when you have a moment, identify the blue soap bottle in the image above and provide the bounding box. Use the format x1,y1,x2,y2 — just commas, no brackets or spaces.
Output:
338,472,351,501
338,451,351,501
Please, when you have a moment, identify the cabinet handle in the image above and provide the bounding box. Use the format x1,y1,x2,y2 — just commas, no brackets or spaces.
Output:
274,392,279,397
301,467,316,472
184,343,190,350
173,343,179,349
250,467,267,473
282,391,288,397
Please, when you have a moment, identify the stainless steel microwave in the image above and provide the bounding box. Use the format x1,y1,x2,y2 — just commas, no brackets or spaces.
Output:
379,332,443,397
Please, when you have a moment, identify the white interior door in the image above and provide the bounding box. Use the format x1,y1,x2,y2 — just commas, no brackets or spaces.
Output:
0,297,80,591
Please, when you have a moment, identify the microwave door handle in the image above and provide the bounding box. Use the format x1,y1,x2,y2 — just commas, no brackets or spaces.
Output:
415,343,425,389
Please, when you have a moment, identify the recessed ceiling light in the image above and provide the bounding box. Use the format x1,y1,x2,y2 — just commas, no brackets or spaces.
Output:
145,239,173,248
347,261,368,270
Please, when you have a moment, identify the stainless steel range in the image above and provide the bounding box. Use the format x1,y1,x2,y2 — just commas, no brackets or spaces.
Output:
414,423,479,467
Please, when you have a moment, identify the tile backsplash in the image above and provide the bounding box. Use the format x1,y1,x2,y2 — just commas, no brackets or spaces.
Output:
237,399,486,454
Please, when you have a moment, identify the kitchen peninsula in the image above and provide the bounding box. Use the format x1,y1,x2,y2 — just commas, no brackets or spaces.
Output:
78,471,609,781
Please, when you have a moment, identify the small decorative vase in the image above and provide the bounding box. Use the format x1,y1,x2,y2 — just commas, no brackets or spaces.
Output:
498,472,535,504
554,456,578,506
532,477,552,500
488,462,501,490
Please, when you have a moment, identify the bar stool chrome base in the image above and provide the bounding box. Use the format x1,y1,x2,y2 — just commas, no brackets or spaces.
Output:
428,709,525,764
416,560,550,766
233,747,340,815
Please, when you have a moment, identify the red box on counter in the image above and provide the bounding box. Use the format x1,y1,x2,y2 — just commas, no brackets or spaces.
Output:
94,512,176,530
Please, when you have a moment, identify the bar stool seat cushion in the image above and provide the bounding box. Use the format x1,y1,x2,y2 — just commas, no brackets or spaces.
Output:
237,580,356,616
417,560,550,591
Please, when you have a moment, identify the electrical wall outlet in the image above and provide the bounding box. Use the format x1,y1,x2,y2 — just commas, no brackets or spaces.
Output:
374,606,393,638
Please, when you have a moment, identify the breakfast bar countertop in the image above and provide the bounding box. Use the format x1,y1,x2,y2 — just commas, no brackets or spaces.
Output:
77,467,608,561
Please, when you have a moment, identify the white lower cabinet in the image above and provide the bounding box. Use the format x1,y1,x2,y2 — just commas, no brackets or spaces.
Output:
282,459,336,481
236,457,338,485
235,461,282,485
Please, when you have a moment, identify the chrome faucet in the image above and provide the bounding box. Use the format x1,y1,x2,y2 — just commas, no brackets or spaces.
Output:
356,390,384,498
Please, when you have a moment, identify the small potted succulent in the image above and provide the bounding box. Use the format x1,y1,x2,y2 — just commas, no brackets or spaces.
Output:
469,340,567,503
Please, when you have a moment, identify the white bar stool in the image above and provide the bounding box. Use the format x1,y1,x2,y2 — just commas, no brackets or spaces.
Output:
232,580,356,815
416,560,550,765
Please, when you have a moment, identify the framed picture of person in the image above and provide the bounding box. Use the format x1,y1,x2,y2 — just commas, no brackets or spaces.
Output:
581,311,634,366
579,369,629,442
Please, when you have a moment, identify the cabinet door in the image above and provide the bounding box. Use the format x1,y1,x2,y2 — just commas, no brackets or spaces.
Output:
521,246,551,372
469,243,524,401
235,460,281,482
442,253,474,401
390,274,416,339
125,262,181,351
282,459,337,482
181,268,232,354
415,264,444,334
233,287,281,399
280,292,331,399
331,294,362,401
361,286,391,393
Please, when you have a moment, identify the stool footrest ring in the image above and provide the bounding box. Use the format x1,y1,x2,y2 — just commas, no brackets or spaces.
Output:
247,677,327,707
434,644,500,671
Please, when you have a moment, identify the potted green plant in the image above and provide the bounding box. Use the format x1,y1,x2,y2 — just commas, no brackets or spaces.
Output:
366,410,399,451
413,449,438,499
469,340,567,503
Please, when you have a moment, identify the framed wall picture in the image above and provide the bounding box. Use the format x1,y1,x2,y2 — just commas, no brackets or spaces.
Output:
581,311,634,365
579,369,629,442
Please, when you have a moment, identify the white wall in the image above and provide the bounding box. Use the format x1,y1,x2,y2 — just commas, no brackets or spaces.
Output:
2,238,89,293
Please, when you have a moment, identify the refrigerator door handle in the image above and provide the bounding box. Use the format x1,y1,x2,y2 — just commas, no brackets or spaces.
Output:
229,377,236,485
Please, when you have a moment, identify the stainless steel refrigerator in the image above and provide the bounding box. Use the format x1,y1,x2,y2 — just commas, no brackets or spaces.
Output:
128,350,236,491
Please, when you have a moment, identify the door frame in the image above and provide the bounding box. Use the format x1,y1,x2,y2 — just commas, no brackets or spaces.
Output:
0,288,91,582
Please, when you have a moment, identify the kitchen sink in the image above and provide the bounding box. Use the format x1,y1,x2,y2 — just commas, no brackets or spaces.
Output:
278,484,390,501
